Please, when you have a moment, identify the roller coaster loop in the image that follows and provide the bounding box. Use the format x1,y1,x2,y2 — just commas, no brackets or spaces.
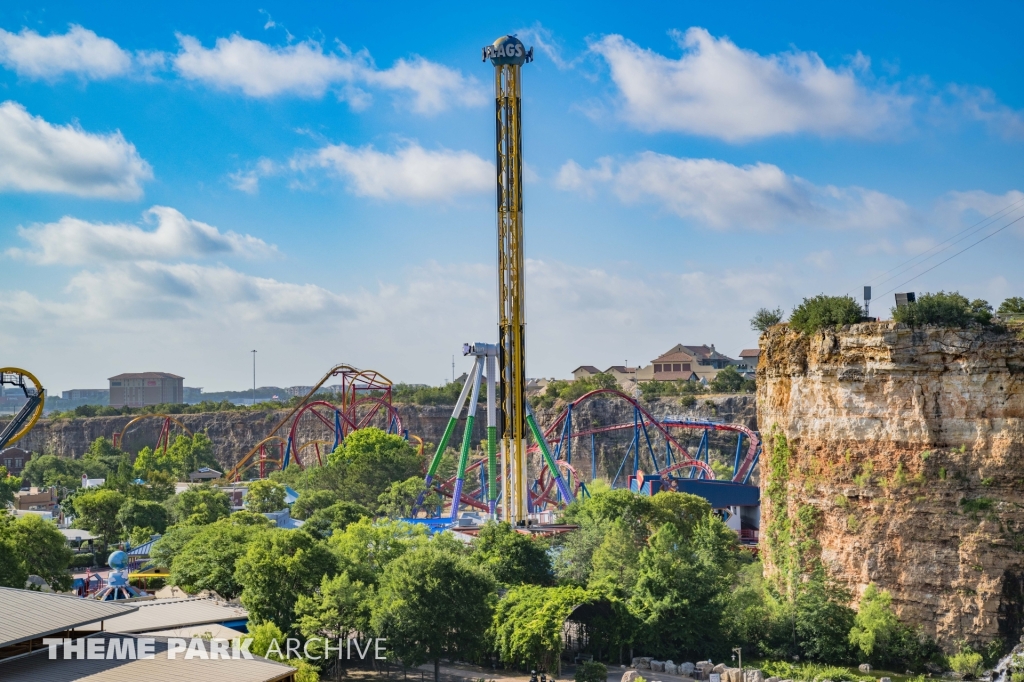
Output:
113,414,193,456
226,364,400,482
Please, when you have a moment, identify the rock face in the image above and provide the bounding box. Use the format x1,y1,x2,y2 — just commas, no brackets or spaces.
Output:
7,395,756,475
758,321,1024,649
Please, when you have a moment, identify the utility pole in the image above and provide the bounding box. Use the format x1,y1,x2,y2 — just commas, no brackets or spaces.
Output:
251,350,257,406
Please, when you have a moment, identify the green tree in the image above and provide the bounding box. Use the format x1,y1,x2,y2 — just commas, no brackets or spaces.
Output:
794,569,855,663
116,499,169,537
328,517,428,586
323,428,423,508
849,583,898,659
893,291,993,327
83,437,128,472
73,489,126,547
629,518,737,659
291,490,339,520
304,501,371,540
999,297,1024,315
172,515,270,598
708,366,748,393
133,433,217,480
576,661,608,682
0,513,28,588
172,484,231,525
0,465,22,506
490,584,591,671
751,307,785,333
150,524,204,569
371,544,496,682
296,571,374,645
245,479,287,513
789,294,864,334
243,621,319,682
236,528,337,629
377,476,438,518
3,513,73,590
472,521,552,586
590,518,645,594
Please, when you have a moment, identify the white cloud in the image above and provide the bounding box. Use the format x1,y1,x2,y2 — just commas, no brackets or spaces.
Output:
172,33,485,113
290,142,492,201
590,28,911,141
935,189,1024,237
0,25,131,80
0,256,794,389
0,101,152,199
8,206,275,265
941,86,1024,139
557,153,910,230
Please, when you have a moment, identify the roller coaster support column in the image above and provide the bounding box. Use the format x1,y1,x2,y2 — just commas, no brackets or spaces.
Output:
423,359,477,493
526,403,574,504
451,358,484,520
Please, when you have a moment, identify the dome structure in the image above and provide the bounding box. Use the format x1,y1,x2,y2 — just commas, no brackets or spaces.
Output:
483,35,533,66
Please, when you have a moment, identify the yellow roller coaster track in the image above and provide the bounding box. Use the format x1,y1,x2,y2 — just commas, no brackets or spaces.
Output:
0,367,44,448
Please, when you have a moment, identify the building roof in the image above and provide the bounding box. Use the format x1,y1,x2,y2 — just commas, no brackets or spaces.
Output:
571,365,601,374
139,623,246,641
59,529,97,543
107,373,184,381
604,366,636,374
739,349,760,357
0,635,296,682
0,587,138,649
101,597,248,634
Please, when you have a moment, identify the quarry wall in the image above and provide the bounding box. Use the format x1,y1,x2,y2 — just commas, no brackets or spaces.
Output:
6,394,756,474
758,321,1024,649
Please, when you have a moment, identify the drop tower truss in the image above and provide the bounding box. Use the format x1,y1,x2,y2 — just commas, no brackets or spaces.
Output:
490,36,531,523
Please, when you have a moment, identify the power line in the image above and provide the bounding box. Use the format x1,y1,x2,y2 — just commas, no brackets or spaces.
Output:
849,195,1024,295
879,213,1024,298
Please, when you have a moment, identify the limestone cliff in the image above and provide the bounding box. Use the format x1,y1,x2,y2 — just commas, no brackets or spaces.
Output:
758,321,1024,650
7,394,756,475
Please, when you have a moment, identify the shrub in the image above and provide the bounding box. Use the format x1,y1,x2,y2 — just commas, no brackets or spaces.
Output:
70,552,95,568
998,297,1024,315
948,649,984,678
960,497,994,513
893,291,993,328
789,295,864,334
575,661,608,682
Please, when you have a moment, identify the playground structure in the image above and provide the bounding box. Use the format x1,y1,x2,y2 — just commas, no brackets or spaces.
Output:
225,364,403,481
0,367,44,451
112,413,192,454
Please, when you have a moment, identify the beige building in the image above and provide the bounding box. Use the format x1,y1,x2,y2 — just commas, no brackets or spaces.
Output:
569,365,637,392
109,372,184,407
641,344,741,385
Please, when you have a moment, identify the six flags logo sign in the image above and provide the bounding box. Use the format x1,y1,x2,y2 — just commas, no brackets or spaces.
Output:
482,42,534,63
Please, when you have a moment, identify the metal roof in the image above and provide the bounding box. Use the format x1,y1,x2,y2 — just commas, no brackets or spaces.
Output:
0,588,139,648
107,372,184,380
0,635,295,682
102,597,249,633
59,528,97,542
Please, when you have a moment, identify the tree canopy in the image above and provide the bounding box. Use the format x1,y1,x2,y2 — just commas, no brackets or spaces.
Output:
893,291,994,327
789,295,864,333
472,521,552,586
245,479,287,513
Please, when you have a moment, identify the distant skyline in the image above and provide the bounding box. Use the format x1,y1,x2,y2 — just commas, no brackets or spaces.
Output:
0,1,1021,393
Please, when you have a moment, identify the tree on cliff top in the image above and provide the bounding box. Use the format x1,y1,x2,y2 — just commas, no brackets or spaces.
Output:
892,291,993,328
751,307,785,333
789,295,864,333
998,296,1024,315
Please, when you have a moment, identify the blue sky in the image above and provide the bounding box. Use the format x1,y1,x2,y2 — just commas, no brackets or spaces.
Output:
0,1,1021,392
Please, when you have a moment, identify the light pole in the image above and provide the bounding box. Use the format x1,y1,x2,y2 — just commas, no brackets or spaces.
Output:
732,647,742,680
251,350,257,406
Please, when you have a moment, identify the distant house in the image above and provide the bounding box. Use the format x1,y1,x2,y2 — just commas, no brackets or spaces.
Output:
108,372,184,407
571,366,601,381
188,467,222,483
14,486,58,514
648,344,740,384
738,348,760,369
81,473,105,489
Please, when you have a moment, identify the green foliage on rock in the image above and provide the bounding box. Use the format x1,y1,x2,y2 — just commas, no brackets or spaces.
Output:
708,365,754,394
892,291,993,328
531,372,618,409
789,295,864,334
133,433,217,480
999,297,1024,315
